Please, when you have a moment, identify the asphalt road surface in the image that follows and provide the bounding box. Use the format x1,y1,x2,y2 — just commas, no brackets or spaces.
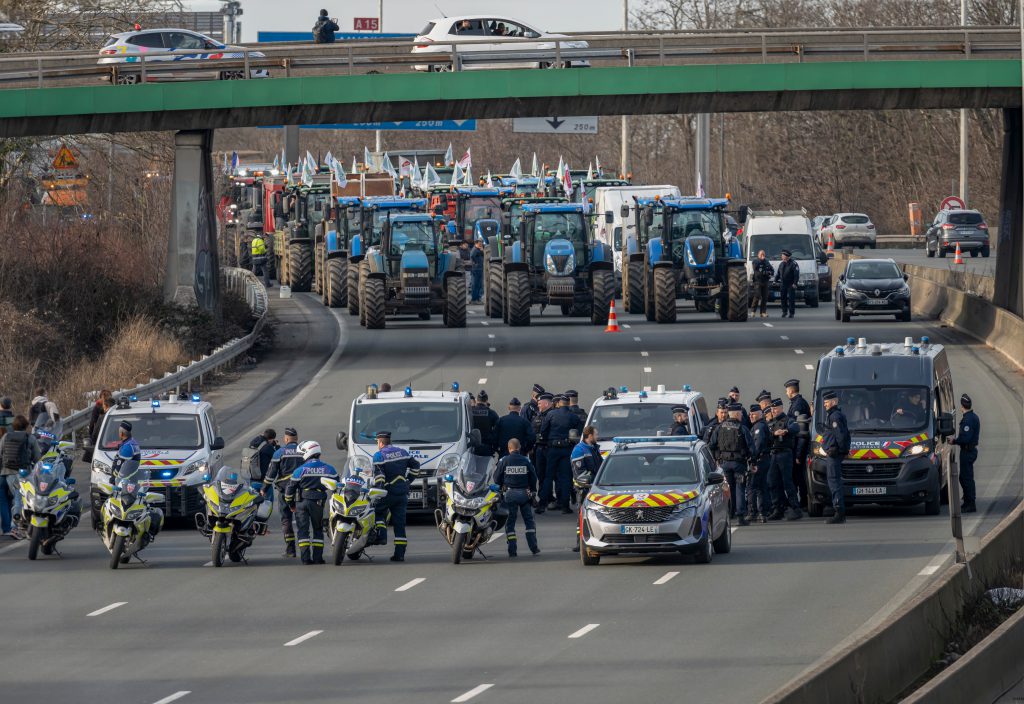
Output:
3,294,1021,704
867,246,999,275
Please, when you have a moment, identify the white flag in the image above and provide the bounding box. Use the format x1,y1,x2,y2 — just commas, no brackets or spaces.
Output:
486,170,493,187
306,151,317,174
351,155,358,174
381,152,398,179
400,157,413,178
530,153,539,177
586,163,594,180
696,171,705,198
425,162,440,187
458,148,472,168
331,156,348,189
364,146,373,172
324,151,333,169
595,155,602,176
556,156,565,183
562,162,573,197
451,162,462,186
463,165,472,186
444,143,454,166
509,158,522,181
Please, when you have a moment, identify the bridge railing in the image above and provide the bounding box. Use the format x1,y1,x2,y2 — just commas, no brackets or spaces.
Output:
0,26,1018,88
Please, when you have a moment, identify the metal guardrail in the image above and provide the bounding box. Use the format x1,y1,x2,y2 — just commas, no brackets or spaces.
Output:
0,26,1018,88
61,267,268,442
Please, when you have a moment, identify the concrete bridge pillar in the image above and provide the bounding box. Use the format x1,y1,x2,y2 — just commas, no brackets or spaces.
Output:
165,129,220,313
994,108,1023,317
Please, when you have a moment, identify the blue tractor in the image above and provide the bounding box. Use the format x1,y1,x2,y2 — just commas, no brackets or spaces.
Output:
635,197,748,323
491,203,615,327
315,196,361,308
359,213,467,329
350,197,427,318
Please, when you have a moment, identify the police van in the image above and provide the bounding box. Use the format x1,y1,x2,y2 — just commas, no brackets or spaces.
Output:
339,384,486,513
585,385,709,457
808,337,955,517
90,393,225,524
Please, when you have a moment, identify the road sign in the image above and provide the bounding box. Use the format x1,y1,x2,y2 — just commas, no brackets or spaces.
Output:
52,145,78,170
291,120,477,132
941,195,966,210
512,117,598,134
353,18,379,31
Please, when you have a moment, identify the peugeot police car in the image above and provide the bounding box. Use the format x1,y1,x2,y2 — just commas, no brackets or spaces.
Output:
585,385,709,457
90,393,225,524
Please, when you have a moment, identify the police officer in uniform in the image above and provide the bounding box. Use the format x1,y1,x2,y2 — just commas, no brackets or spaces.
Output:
766,399,803,520
756,390,772,414
566,390,587,425
531,393,554,511
493,438,540,557
371,430,422,562
745,403,771,523
775,249,799,318
570,425,602,551
264,427,303,557
702,399,728,444
710,402,755,525
284,440,338,564
950,394,980,513
727,387,750,427
471,390,499,457
495,398,535,458
670,405,691,435
819,390,851,524
786,379,812,504
539,395,584,514
520,384,545,424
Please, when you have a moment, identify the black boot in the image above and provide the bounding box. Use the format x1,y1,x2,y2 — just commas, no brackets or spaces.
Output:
825,511,846,524
961,503,977,514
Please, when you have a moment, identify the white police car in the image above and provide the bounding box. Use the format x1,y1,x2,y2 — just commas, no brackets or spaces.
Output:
340,384,485,512
90,394,225,524
585,385,709,457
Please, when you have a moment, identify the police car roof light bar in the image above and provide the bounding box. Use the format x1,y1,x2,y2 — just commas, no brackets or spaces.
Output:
151,398,160,408
612,435,699,445
404,386,413,398
129,394,138,402
191,393,201,403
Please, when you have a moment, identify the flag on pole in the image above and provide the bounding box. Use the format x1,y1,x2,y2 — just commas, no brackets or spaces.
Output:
485,170,493,187
509,158,522,181
301,157,314,187
272,154,280,172
280,146,286,171
381,152,398,180
222,152,229,174
425,162,440,187
458,148,472,169
463,165,472,186
351,155,358,174
324,151,333,170
451,162,463,186
530,153,539,177
412,157,420,183
595,155,602,176
330,155,348,189
556,156,565,183
444,143,454,166
586,163,594,180
400,157,413,178
696,171,705,198
285,163,295,186
364,146,373,172
305,151,317,174
562,162,573,198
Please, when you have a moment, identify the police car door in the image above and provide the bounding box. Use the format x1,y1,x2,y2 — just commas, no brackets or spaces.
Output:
700,446,726,530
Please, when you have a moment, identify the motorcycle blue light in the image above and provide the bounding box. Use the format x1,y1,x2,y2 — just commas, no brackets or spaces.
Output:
151,399,160,408
404,386,413,397
129,394,138,402
639,390,648,399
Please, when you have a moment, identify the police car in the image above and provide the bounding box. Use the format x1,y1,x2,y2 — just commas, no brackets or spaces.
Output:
90,394,225,524
579,435,732,565
340,384,483,512
585,385,709,457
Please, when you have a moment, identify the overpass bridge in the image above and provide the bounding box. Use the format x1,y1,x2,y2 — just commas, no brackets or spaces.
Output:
0,27,1019,315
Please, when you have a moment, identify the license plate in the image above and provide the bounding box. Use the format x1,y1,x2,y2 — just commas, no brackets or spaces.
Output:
853,486,886,495
867,299,888,305
620,525,658,534
408,491,423,501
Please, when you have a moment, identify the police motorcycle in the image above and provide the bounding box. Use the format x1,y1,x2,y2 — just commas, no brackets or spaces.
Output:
15,460,82,560
95,452,164,569
321,465,388,565
34,418,74,479
435,450,505,564
195,466,272,567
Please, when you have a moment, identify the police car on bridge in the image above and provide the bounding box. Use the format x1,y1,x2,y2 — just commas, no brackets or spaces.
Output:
579,435,732,566
585,385,709,457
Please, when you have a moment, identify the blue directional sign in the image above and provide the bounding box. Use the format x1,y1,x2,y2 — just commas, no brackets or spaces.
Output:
300,120,477,132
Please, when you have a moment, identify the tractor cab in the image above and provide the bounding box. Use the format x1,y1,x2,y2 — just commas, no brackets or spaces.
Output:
520,203,592,276
500,196,567,241
453,187,505,243
382,214,442,278
359,197,427,257
637,197,733,274
582,177,630,204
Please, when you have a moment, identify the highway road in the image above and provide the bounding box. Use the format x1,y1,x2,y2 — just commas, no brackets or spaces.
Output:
2,295,1021,704
863,246,999,275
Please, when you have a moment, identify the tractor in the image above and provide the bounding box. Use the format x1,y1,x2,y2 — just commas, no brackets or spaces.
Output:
358,213,467,330
273,175,331,293
486,203,614,327
314,196,361,308
351,197,428,318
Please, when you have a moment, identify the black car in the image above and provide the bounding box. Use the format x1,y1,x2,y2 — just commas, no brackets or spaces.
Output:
834,259,911,322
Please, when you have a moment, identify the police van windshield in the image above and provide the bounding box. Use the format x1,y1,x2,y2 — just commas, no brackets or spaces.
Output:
598,453,699,486
748,234,814,260
100,414,204,451
353,402,462,444
815,387,931,434
590,403,680,441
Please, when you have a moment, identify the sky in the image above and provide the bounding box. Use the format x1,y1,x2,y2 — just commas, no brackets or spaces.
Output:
185,1,627,42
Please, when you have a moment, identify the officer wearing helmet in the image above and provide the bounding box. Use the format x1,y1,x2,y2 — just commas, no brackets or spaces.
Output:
371,430,422,562
284,440,338,565
670,405,691,435
264,428,303,557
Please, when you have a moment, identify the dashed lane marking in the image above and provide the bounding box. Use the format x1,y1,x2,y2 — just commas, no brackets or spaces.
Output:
568,623,600,639
488,347,496,352
87,602,127,617
643,367,652,373
780,335,789,340
795,349,805,355
653,571,679,585
641,351,649,357
633,336,641,342
478,378,487,385
485,361,494,367
763,322,773,328
151,692,191,704
452,684,494,702
0,541,24,555
487,334,495,339
203,561,213,567
805,364,814,370
481,321,489,326
623,324,631,329
284,630,323,647
395,578,426,592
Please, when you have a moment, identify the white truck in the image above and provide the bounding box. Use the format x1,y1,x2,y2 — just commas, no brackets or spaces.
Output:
593,185,681,282
742,208,826,308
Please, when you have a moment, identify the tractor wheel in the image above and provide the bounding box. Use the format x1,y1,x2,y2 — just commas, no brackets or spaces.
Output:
591,270,614,325
326,259,347,308
445,275,467,328
314,247,324,297
358,261,370,326
363,276,386,329
625,260,644,314
643,271,656,322
505,271,532,327
288,242,313,292
486,263,503,319
726,265,749,322
347,261,360,316
653,267,677,324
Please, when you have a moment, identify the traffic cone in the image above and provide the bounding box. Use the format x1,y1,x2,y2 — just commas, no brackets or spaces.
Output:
604,299,620,333
953,242,964,264
827,233,835,255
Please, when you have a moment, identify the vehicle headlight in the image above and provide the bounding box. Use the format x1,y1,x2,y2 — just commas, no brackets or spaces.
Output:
545,252,574,275
899,284,911,295
351,456,372,472
125,508,146,521
92,460,112,475
818,265,830,274
455,496,489,511
670,502,698,517
845,289,866,299
800,271,817,282
906,444,927,456
439,454,461,473
183,460,208,476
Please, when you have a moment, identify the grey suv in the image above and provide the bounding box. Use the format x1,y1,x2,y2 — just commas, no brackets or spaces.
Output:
925,209,990,258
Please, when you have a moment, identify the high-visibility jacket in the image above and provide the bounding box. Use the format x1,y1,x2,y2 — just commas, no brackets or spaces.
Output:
251,236,267,256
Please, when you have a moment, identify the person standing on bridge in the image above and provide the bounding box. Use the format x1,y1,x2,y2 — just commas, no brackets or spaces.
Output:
371,430,422,562
494,438,540,558
312,9,340,44
949,394,980,514
819,391,850,525
264,428,303,558
775,249,799,319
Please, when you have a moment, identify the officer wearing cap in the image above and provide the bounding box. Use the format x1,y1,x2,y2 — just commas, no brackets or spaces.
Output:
371,430,422,561
570,425,602,551
116,420,140,461
949,394,980,513
756,390,772,414
494,438,540,557
521,384,545,424
670,405,691,436
264,427,302,557
566,390,587,425
785,379,812,504
539,394,584,514
766,399,803,520
702,398,728,444
532,393,554,511
775,249,799,318
470,390,499,457
819,390,850,524
710,402,755,525
728,387,750,427
495,398,535,458
745,403,771,522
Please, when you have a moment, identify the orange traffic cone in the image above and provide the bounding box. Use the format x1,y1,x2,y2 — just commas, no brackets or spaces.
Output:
604,299,620,333
827,233,835,254
953,242,964,264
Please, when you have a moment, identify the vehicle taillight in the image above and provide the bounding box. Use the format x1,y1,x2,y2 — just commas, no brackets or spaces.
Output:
941,224,956,230
835,224,846,230
867,224,875,229
415,38,433,49
977,223,988,230
100,49,117,55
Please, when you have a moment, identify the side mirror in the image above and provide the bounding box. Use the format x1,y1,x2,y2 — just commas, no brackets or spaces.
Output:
469,428,482,447
738,204,749,222
937,412,955,437
605,211,614,224
211,436,225,451
336,432,348,451
903,273,909,281
620,204,630,218
706,471,725,485
818,252,827,265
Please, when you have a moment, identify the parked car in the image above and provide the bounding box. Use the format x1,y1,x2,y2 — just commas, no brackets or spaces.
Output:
924,209,990,258
812,215,830,247
822,212,876,249
98,28,269,84
412,15,590,71
834,258,911,322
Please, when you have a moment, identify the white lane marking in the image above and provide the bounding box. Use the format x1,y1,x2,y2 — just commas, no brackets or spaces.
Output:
87,602,127,617
487,531,503,543
918,565,941,576
487,334,495,338
804,364,814,370
488,347,496,352
203,561,213,567
623,324,631,329
633,336,641,342
395,577,426,592
568,623,600,639
641,351,649,357
478,378,488,385
481,321,489,326
485,361,494,367
151,692,191,704
452,684,494,702
763,322,774,327
653,571,679,585
794,349,805,355
0,540,24,555
284,630,324,647
731,526,739,534
643,367,652,373
780,335,789,340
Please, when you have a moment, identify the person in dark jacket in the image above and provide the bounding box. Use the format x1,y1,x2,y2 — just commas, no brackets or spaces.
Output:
470,390,499,456
749,250,774,318
1,416,41,538
312,9,339,44
774,249,800,318
709,403,755,524
0,397,13,439
786,378,812,504
495,398,536,457
819,391,851,524
494,438,540,557
538,395,583,514
745,404,772,523
469,240,485,303
950,394,981,513
84,390,113,462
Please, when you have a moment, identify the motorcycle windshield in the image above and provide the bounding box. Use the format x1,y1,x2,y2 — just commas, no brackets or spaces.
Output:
455,455,492,497
30,464,60,495
115,460,149,501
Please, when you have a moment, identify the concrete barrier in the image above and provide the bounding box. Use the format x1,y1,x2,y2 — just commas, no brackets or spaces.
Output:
763,505,1024,704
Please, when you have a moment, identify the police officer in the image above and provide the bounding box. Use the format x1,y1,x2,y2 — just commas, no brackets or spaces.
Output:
710,402,755,525
250,232,272,287
566,390,587,425
495,398,535,458
470,390,499,457
670,405,691,435
950,394,980,513
532,393,554,511
756,390,772,414
115,420,140,463
283,440,338,565
264,427,302,557
570,425,602,552
539,394,584,514
786,379,812,504
371,430,422,562
766,399,803,520
745,403,771,523
702,399,728,444
819,390,851,525
245,428,278,501
775,249,799,318
520,384,545,424
727,387,750,427
493,438,540,558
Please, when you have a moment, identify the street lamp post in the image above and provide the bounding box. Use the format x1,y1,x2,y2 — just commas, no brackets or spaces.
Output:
620,0,630,176
960,0,969,205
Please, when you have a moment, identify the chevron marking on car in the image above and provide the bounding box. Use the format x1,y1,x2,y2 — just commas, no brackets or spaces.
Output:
589,490,699,508
816,433,929,459
141,460,184,466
